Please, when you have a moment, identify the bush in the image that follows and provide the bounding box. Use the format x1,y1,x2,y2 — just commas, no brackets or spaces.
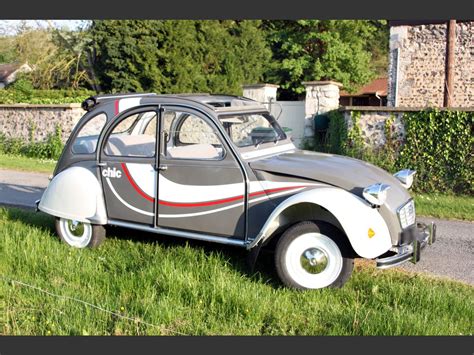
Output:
0,88,94,105
312,109,473,195
0,125,64,160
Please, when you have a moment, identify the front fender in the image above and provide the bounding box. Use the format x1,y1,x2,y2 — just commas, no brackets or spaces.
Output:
248,187,392,259
38,167,107,224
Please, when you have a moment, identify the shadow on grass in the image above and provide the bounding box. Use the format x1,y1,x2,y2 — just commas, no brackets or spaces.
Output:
2,207,281,288
106,224,281,287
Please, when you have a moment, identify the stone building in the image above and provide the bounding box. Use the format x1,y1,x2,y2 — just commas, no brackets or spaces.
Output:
387,20,473,108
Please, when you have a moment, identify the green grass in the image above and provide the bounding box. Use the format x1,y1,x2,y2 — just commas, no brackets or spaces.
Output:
414,193,473,221
0,154,56,174
1,207,473,336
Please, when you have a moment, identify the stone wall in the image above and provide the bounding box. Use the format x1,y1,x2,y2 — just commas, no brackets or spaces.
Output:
388,21,473,108
242,84,279,104
0,104,84,142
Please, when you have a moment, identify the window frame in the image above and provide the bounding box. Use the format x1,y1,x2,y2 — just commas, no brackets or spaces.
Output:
217,112,287,149
70,112,108,155
101,107,159,160
160,107,227,162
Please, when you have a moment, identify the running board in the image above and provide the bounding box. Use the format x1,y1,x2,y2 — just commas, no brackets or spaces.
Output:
108,219,247,247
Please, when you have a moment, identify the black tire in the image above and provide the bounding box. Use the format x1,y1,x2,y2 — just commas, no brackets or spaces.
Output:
55,217,106,248
275,221,354,290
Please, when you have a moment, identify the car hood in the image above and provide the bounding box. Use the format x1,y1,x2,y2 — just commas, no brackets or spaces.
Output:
249,149,411,212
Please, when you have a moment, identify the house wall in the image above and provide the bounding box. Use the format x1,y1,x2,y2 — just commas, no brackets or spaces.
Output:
269,101,305,148
388,21,473,108
0,104,84,142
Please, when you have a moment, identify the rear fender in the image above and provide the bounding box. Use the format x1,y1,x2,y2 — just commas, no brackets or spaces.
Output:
38,167,107,224
248,187,392,259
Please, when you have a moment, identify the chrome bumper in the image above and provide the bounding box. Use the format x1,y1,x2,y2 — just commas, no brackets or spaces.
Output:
376,222,436,269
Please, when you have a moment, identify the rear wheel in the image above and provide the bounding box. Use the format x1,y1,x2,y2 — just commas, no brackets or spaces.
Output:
55,217,106,248
275,221,354,290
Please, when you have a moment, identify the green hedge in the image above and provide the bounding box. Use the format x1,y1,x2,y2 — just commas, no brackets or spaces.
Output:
312,109,473,195
0,89,94,105
0,125,64,160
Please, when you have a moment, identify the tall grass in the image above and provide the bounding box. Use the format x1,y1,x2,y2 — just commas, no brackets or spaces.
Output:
1,207,473,335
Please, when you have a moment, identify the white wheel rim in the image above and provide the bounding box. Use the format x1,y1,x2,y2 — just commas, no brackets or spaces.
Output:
59,218,92,248
284,233,343,289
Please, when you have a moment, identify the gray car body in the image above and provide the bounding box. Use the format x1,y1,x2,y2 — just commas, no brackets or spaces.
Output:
41,93,414,259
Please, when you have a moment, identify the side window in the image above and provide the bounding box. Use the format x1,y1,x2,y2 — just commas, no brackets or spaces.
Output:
104,110,157,158
164,111,224,160
72,113,107,154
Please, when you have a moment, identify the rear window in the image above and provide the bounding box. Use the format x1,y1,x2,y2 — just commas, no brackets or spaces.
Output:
71,113,107,154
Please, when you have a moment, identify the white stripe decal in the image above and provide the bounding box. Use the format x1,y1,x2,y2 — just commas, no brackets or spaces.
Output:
158,188,305,218
118,98,141,113
240,143,296,160
106,178,154,216
125,162,316,203
106,175,307,218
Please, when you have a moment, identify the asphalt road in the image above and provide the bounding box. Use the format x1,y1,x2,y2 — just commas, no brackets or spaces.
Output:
1,168,473,285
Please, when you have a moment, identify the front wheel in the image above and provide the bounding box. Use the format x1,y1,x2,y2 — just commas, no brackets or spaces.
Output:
275,221,354,290
55,217,106,248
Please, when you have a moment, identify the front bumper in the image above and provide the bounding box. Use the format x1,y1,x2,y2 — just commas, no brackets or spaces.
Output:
376,222,436,269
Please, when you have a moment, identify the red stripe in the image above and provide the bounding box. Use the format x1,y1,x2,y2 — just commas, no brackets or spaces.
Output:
121,162,307,207
114,100,119,115
252,185,307,197
121,163,155,202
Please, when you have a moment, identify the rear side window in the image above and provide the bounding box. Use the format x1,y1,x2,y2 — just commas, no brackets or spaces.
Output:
72,113,107,154
104,111,157,158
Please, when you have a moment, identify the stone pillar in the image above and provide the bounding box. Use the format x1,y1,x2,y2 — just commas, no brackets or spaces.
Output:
242,84,279,104
302,81,342,137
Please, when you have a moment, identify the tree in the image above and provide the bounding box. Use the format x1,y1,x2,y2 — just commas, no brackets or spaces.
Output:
90,20,271,95
262,20,386,100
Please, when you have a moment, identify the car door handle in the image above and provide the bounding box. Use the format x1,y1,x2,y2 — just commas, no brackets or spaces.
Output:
158,165,168,171
97,162,107,167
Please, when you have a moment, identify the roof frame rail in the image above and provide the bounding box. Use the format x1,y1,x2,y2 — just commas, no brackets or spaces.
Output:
81,92,158,111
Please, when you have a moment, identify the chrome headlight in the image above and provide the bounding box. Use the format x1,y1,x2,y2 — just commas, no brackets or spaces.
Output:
363,183,391,206
394,169,416,189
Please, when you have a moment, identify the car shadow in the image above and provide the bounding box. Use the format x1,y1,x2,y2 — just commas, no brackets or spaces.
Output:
3,208,281,288
107,225,281,286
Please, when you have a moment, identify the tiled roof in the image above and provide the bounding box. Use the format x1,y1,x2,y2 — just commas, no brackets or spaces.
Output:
340,77,388,97
0,63,24,82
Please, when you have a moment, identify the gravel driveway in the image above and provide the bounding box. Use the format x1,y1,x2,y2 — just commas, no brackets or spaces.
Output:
1,168,473,285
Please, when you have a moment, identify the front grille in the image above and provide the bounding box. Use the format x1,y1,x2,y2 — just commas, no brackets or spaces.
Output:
398,199,416,229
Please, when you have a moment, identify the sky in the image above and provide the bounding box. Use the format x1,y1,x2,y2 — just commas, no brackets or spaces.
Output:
0,20,90,35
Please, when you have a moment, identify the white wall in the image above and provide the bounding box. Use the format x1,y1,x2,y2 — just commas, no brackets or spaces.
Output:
270,101,305,148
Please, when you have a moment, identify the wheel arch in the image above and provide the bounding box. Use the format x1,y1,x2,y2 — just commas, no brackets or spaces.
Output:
38,166,107,225
248,187,392,259
260,202,356,258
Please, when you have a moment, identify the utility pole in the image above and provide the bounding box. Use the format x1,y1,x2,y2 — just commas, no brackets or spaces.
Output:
444,20,456,107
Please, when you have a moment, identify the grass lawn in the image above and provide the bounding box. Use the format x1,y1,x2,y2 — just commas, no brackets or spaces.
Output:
0,154,56,174
414,193,473,221
1,207,473,336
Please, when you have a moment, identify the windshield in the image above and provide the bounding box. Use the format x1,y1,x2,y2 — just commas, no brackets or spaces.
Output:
218,113,286,148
